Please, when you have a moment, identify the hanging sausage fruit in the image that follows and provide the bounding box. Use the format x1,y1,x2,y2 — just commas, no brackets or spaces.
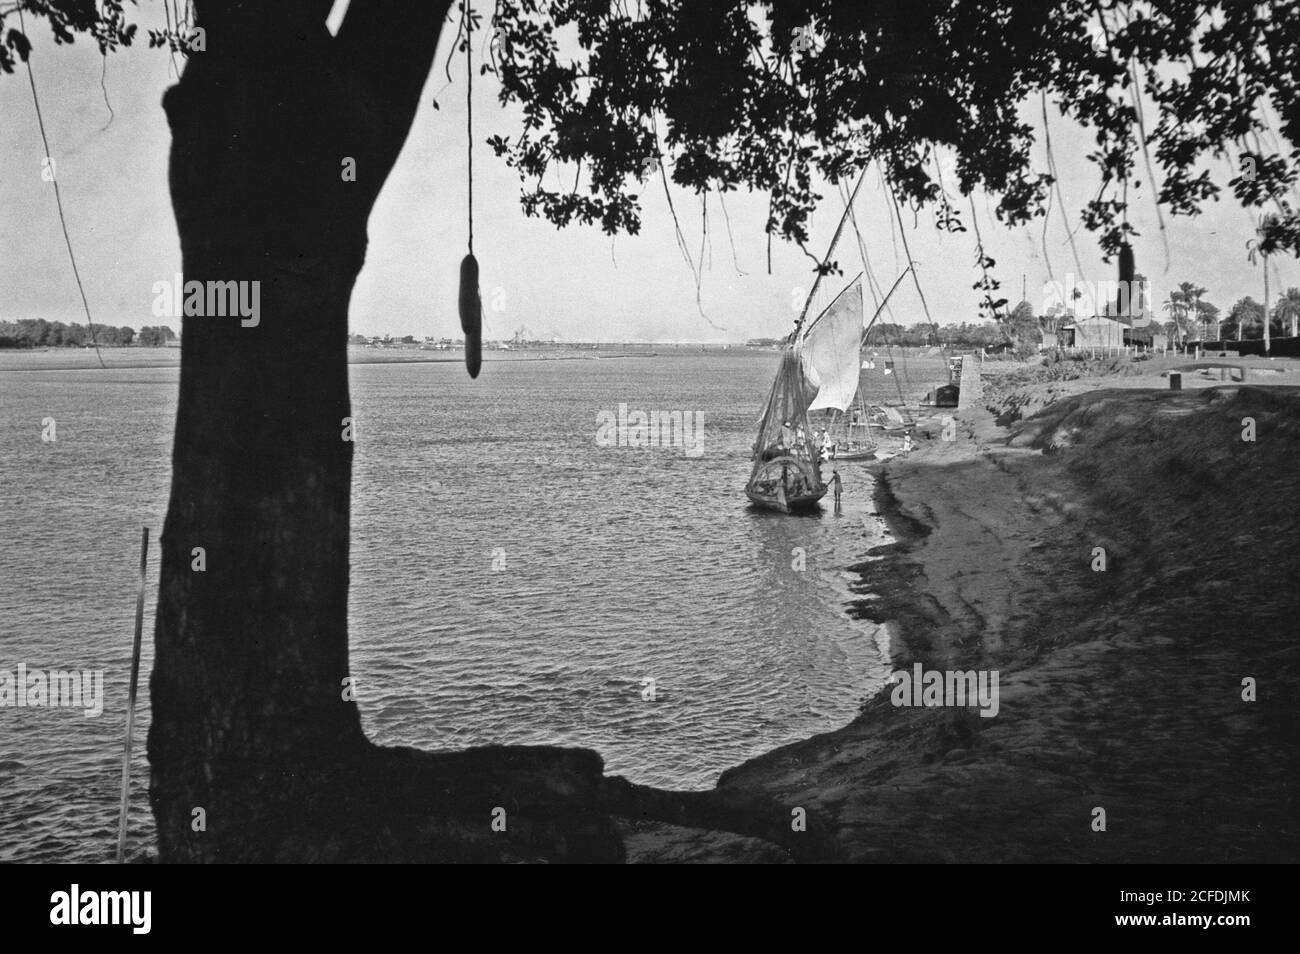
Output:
459,0,482,379
1117,239,1135,319
459,251,481,378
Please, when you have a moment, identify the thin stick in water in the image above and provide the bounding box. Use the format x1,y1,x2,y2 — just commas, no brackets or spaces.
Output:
116,526,149,864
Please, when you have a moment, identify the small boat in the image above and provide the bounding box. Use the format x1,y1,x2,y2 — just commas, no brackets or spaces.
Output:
814,378,881,461
827,444,878,462
868,403,915,435
815,406,875,461
746,350,829,512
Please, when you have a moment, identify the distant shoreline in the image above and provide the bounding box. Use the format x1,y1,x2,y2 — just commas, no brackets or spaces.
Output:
0,345,775,373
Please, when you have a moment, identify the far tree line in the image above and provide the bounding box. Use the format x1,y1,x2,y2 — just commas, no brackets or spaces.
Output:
0,319,178,349
8,293,1297,355
866,282,1300,351
1027,280,1300,348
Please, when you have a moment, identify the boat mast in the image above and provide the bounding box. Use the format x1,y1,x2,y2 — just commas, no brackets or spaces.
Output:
793,167,870,339
860,266,911,348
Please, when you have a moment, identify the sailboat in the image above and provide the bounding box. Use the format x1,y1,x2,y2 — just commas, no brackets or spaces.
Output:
819,391,878,461
746,273,867,512
746,273,916,511
746,170,920,512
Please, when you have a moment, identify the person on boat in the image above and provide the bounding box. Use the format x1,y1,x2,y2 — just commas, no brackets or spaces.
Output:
788,470,805,498
819,428,834,460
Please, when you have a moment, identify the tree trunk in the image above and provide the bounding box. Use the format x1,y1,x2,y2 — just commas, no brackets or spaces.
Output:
146,0,628,864
145,2,391,862
1264,265,1271,355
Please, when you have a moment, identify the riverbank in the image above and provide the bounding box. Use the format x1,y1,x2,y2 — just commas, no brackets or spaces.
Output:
607,365,1300,862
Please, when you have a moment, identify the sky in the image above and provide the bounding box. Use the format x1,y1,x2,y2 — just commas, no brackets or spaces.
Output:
1,1,1294,343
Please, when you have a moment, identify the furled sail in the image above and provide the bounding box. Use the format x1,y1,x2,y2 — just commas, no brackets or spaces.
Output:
746,348,826,511
798,279,864,412
751,349,817,460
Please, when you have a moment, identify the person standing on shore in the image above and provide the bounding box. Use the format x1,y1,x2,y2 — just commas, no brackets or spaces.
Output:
831,468,843,512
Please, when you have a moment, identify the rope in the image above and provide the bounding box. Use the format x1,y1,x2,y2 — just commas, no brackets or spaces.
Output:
1128,59,1169,274
19,7,106,369
794,167,868,335
1041,93,1088,287
466,1,473,254
880,331,908,406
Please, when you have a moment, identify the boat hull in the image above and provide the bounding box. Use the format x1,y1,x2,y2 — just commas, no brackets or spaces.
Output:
869,403,915,434
745,485,827,513
828,447,877,461
745,454,827,513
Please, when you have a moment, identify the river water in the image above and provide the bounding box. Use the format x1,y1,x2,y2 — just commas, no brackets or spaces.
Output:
0,351,929,861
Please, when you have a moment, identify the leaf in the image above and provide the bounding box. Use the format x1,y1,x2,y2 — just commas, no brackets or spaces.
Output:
6,29,31,61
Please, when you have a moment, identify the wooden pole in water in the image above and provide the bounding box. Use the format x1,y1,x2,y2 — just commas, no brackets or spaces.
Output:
116,526,149,865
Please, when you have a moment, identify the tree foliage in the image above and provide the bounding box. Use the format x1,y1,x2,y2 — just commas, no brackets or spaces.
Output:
6,1,1300,289
0,0,137,73
1224,295,1265,339
485,0,1300,268
137,324,178,347
0,317,134,347
1272,286,1300,336
1002,298,1039,346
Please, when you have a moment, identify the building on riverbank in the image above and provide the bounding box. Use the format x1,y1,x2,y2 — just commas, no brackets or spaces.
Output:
1062,316,1126,351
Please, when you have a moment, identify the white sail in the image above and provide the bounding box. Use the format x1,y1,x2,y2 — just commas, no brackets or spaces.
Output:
799,279,863,412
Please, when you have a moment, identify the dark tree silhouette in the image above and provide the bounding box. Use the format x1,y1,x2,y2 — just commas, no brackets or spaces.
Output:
5,0,1299,861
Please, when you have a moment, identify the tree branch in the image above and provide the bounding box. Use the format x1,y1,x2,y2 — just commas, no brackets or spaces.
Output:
337,0,455,155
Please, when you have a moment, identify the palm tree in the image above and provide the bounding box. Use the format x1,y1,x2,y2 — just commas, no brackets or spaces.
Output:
1162,290,1188,346
1195,301,1222,341
1227,297,1265,340
1131,272,1152,326
1273,287,1300,339
1176,282,1208,342
1247,215,1279,354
